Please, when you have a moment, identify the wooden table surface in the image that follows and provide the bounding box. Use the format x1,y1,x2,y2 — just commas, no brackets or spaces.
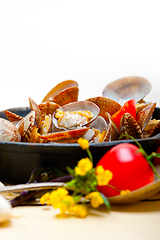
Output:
1,196,160,240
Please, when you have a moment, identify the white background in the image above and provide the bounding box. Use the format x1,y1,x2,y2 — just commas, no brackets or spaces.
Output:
0,0,160,110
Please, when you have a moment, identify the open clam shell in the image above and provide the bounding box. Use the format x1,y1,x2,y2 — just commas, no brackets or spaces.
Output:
17,111,35,142
102,76,152,105
42,80,79,103
149,121,160,138
104,112,119,141
39,127,90,143
49,86,79,107
29,97,42,126
53,101,100,130
4,110,23,122
38,102,60,121
86,97,121,118
119,112,143,139
89,116,107,132
137,102,156,131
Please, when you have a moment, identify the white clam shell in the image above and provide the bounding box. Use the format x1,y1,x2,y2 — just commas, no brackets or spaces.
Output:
53,101,100,130
82,128,95,141
17,111,35,141
0,118,21,142
89,116,107,132
102,76,152,105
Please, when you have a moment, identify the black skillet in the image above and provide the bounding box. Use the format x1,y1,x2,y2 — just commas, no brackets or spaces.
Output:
0,107,160,184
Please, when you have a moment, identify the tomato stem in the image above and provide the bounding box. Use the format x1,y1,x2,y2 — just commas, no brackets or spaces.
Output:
107,184,121,192
119,134,148,157
147,159,160,178
86,148,93,163
119,134,160,178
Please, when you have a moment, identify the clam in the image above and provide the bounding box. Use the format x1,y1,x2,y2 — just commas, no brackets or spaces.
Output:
89,116,107,132
119,113,143,139
38,102,60,121
144,119,160,133
0,118,21,142
17,111,36,142
39,114,52,135
136,102,156,131
42,80,79,106
53,101,100,130
104,112,119,141
4,110,23,122
39,127,90,143
49,86,79,106
90,113,119,143
82,128,95,142
88,116,108,143
29,97,42,126
135,102,151,115
96,113,119,142
102,76,152,105
86,97,121,118
27,125,42,143
1,78,158,145
149,121,160,138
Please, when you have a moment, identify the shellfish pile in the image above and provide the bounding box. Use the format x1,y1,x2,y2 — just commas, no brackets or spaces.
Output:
0,77,160,144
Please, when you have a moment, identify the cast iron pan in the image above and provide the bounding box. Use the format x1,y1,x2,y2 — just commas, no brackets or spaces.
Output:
0,107,160,184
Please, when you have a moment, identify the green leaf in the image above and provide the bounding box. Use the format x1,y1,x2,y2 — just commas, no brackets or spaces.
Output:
74,195,82,203
66,166,75,177
66,179,76,189
100,192,111,211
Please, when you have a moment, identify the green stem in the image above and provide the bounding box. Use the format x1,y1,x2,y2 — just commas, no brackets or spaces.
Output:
119,134,148,158
107,184,121,192
146,153,160,178
86,148,93,163
119,134,160,178
148,160,160,178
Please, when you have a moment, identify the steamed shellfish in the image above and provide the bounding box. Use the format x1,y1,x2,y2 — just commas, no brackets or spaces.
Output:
0,118,21,142
1,77,158,144
102,76,152,105
53,101,100,130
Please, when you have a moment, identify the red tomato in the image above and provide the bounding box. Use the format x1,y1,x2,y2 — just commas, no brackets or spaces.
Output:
96,143,154,197
153,146,160,166
112,99,136,129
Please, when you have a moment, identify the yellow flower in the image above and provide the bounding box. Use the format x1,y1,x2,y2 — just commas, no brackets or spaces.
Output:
40,192,50,205
75,157,93,176
77,138,89,150
120,189,131,195
63,195,75,207
55,202,68,214
85,191,104,208
96,165,113,186
70,204,88,218
53,194,75,215
54,194,88,218
50,188,69,207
